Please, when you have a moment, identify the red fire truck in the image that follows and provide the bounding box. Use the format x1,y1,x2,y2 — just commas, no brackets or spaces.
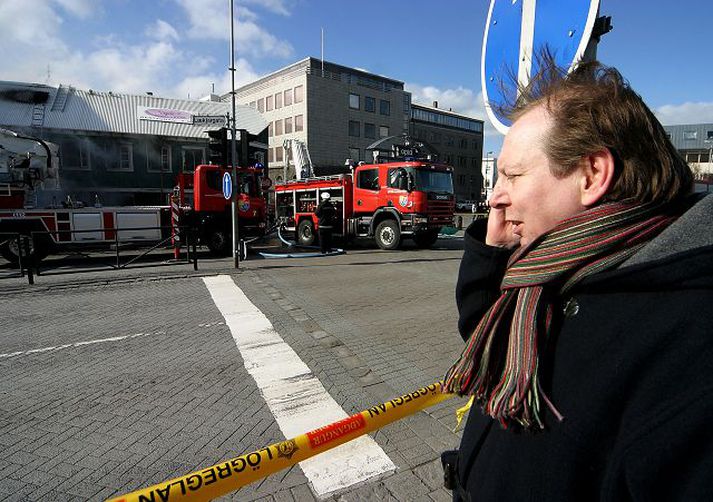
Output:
0,126,270,264
176,164,268,254
274,156,455,250
0,164,268,264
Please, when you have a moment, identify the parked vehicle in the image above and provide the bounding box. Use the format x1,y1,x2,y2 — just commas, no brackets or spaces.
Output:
274,153,455,250
0,129,269,264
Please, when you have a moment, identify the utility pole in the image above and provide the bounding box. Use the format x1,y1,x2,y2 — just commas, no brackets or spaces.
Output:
229,0,240,268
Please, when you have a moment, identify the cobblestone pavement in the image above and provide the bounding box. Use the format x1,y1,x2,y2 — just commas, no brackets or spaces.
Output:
0,237,470,501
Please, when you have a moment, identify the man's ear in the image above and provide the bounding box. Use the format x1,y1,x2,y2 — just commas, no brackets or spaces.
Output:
579,149,615,206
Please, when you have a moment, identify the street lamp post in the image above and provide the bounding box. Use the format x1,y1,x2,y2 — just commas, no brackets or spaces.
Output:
229,0,239,268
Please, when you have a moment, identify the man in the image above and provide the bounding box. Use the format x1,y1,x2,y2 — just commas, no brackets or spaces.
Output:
443,57,713,501
315,191,336,254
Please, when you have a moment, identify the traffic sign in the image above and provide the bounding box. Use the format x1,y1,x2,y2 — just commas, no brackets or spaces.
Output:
222,172,232,200
482,0,600,134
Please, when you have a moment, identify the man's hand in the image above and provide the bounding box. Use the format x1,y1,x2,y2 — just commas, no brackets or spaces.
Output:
485,206,520,249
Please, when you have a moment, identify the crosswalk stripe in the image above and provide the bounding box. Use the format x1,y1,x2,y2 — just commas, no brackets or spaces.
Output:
202,275,396,497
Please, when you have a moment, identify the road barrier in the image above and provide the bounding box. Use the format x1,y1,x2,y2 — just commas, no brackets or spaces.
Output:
107,382,455,502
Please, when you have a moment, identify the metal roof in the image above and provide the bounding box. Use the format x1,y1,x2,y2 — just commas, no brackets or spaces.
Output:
0,81,267,138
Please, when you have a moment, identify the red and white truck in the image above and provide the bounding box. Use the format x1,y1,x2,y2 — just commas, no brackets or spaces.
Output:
0,129,269,264
274,158,455,249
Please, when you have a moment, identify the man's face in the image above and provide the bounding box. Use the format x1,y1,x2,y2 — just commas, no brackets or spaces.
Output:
490,106,586,248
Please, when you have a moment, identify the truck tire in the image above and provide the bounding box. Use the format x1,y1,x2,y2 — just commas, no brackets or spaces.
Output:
296,219,316,246
206,229,230,255
375,219,401,250
413,229,440,248
0,235,50,267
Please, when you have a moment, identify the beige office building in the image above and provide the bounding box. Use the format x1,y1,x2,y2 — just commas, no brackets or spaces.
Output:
233,57,484,202
233,57,409,181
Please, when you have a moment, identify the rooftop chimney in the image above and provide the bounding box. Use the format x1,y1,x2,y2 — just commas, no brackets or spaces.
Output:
433,100,438,108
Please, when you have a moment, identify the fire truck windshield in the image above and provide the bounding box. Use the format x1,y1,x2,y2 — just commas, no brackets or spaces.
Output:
411,167,453,194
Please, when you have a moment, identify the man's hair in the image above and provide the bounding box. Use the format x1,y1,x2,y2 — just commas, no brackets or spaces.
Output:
504,53,692,203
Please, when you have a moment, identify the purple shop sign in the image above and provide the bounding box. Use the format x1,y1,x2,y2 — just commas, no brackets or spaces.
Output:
137,106,194,124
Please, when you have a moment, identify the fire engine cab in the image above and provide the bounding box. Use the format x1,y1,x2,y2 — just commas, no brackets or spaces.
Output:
274,138,455,250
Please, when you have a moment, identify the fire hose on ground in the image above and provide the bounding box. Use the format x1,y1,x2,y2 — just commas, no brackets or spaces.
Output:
106,382,455,502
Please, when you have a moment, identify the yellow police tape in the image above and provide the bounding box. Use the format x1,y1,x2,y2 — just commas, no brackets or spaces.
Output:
107,382,455,502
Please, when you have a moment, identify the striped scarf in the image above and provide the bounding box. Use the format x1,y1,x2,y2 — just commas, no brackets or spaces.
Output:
443,201,679,429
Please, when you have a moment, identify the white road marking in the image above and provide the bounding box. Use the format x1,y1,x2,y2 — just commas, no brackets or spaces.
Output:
202,275,396,497
0,331,165,358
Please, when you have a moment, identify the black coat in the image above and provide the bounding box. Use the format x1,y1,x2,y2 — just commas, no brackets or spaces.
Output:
315,199,336,229
453,194,713,501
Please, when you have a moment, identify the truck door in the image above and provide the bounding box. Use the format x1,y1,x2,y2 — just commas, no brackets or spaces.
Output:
353,167,380,214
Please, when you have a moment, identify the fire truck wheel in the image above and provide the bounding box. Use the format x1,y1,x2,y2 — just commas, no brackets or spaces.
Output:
206,230,230,255
0,235,50,267
296,219,316,246
413,229,440,248
375,219,401,250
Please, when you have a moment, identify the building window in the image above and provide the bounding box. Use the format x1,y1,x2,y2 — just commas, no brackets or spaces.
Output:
364,123,376,139
149,145,171,173
257,98,264,113
365,96,375,113
380,99,390,116
357,168,379,190
284,116,293,134
459,156,467,167
275,147,284,162
349,120,360,137
79,140,91,170
379,126,389,138
181,147,204,173
275,92,282,109
107,143,134,172
349,93,360,109
275,119,283,136
266,95,274,112
460,138,468,149
284,88,292,106
683,130,697,140
707,130,713,140
268,121,273,137
294,85,303,103
249,101,256,109
349,147,360,162
446,136,454,146
686,152,700,163
268,148,274,163
295,114,304,131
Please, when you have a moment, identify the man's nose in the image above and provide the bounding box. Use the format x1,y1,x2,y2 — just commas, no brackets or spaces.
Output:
489,182,509,209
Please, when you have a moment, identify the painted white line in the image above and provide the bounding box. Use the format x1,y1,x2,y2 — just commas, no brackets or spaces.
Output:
0,331,165,358
202,275,396,497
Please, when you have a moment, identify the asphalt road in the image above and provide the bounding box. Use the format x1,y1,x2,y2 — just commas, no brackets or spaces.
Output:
0,235,471,501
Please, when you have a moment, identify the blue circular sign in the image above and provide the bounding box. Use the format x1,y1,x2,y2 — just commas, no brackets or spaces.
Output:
222,172,232,200
482,0,601,134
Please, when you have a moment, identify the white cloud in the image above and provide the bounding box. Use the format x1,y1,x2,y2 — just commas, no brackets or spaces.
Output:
172,58,260,99
0,0,67,51
176,0,293,58
0,0,271,100
54,0,95,19
243,0,291,16
146,19,180,42
654,102,713,126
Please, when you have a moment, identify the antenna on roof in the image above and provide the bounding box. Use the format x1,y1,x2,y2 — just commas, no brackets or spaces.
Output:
321,27,325,77
211,82,215,94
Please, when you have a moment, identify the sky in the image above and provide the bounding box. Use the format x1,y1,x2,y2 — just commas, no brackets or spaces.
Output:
2,0,713,155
